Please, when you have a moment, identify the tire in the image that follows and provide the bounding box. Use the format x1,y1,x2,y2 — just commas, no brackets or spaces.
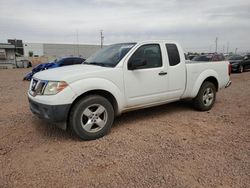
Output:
238,65,244,73
69,95,114,140
193,81,216,111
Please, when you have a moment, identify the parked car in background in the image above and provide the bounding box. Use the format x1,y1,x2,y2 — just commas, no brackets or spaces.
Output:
243,54,250,71
192,53,225,62
23,57,85,80
188,54,198,60
228,55,244,73
228,55,250,73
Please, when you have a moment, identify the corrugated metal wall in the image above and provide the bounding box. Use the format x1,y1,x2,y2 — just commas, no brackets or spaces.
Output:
43,43,101,58
0,49,15,64
24,43,102,59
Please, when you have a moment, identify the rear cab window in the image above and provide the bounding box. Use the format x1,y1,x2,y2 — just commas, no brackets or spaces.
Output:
165,44,181,66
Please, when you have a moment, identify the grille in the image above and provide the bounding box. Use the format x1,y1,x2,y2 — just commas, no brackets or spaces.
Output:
30,79,47,96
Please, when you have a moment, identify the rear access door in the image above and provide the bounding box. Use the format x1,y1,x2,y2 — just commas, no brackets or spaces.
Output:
164,43,186,99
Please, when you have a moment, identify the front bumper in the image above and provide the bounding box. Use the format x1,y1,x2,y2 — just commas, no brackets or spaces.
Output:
29,97,71,123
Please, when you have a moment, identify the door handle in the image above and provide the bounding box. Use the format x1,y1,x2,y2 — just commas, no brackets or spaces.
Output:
158,71,167,76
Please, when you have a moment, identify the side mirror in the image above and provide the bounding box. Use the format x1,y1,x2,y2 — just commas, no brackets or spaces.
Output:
128,58,147,70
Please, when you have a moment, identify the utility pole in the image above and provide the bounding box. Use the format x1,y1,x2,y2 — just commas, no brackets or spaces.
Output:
226,42,229,54
215,37,218,53
14,39,17,67
222,45,225,54
235,48,238,54
76,29,79,56
100,30,104,48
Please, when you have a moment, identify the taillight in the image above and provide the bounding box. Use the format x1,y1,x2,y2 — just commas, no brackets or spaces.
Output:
228,63,232,75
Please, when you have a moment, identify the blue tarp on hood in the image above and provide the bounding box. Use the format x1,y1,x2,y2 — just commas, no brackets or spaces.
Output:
23,61,58,81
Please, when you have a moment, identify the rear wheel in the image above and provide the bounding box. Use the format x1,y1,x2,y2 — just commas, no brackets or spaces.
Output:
193,81,216,111
69,95,114,140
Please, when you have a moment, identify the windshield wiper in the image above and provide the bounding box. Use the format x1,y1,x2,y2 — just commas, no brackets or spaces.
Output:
84,62,113,67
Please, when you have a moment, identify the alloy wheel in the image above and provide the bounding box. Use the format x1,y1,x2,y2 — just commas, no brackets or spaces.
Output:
80,104,108,133
202,88,214,107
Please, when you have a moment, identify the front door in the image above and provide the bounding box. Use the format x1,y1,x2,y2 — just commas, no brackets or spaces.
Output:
123,43,169,107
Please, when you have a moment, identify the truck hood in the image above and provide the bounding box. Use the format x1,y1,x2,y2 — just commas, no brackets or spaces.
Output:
33,64,113,83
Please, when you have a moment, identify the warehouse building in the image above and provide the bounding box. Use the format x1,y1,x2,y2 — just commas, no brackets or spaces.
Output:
0,43,16,68
24,43,101,59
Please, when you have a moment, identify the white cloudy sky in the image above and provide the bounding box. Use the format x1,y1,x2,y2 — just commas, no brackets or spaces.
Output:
0,0,250,52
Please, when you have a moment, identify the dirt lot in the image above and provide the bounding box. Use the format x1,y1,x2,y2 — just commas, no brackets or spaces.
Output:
0,69,249,188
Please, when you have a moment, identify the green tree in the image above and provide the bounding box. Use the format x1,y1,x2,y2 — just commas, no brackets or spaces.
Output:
28,51,33,57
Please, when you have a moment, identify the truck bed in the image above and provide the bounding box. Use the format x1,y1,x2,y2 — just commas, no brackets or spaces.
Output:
182,60,230,98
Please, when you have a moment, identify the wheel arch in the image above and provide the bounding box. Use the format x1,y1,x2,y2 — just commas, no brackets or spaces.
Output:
67,89,119,126
203,76,219,91
193,76,218,98
191,70,219,98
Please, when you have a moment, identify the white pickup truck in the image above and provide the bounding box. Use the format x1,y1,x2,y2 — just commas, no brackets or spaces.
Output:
28,40,231,140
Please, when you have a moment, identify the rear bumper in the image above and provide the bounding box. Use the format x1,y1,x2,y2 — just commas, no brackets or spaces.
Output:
225,80,232,88
29,97,71,123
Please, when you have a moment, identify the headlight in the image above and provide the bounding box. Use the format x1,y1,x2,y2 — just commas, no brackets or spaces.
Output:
43,81,68,95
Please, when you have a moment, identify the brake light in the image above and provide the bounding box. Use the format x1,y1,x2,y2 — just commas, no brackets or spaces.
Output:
228,63,232,75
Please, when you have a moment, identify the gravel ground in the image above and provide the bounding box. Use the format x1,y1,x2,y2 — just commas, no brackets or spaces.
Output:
0,68,249,188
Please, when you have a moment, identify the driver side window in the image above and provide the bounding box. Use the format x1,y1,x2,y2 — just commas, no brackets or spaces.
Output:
128,44,162,69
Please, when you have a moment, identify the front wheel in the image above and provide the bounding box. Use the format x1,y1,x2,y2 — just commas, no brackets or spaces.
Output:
69,95,114,140
193,82,216,111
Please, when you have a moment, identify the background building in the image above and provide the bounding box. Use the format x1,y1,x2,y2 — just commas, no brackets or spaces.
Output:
0,43,16,68
24,43,101,59
8,39,24,55
1,39,103,68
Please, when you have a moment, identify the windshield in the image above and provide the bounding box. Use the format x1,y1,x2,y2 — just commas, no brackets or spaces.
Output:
54,58,64,64
193,55,212,61
84,43,136,67
228,55,243,60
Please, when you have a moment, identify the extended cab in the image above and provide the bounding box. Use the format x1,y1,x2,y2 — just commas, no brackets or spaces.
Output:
28,40,231,140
